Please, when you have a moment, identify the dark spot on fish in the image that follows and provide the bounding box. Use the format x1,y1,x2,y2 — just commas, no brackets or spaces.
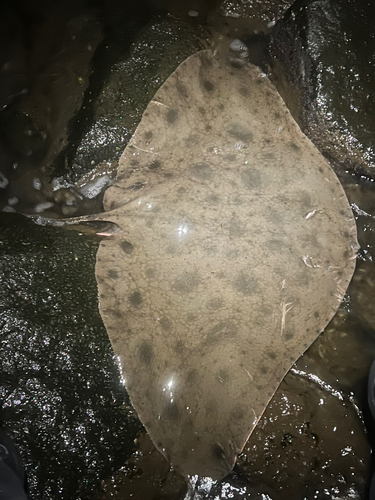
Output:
227,123,253,142
177,187,186,194
189,163,213,181
199,52,213,67
174,272,200,294
205,124,212,132
163,401,181,422
263,152,275,160
343,231,349,238
343,250,349,258
129,291,142,306
203,80,214,91
205,399,218,416
138,342,153,364
166,108,178,124
225,154,236,162
108,270,118,279
207,194,220,205
298,191,311,208
260,365,268,374
284,330,294,340
267,351,276,360
112,309,123,318
144,130,153,140
314,311,320,318
274,112,281,119
229,219,246,238
186,369,197,383
176,81,188,98
149,159,161,170
130,160,139,167
186,313,196,323
206,297,224,310
146,268,155,278
185,135,198,148
174,340,184,354
164,172,173,178
239,86,249,97
233,272,257,295
288,142,300,152
120,241,134,254
218,103,224,111
205,320,238,345
198,107,205,115
159,317,171,331
218,369,230,383
231,405,245,420
255,78,264,85
166,245,176,255
211,443,226,461
241,168,261,190
319,167,323,173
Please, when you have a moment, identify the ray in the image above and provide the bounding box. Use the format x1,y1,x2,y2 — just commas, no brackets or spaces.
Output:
89,50,357,480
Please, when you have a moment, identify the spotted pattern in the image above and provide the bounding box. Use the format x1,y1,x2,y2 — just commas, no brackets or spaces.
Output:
94,49,358,482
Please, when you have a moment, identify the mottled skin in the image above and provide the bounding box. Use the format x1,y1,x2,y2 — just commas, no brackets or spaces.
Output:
89,50,357,479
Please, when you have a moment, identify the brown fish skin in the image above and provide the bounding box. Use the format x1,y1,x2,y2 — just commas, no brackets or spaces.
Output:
89,50,357,480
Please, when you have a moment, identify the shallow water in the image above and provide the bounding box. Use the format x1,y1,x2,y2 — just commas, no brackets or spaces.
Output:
0,2,374,499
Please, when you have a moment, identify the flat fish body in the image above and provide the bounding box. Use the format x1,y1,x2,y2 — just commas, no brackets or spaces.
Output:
94,50,357,479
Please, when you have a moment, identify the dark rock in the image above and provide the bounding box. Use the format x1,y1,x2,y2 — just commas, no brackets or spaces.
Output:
95,433,187,500
267,0,375,177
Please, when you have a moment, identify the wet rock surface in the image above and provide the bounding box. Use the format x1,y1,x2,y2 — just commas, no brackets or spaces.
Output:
217,0,292,22
0,215,142,499
95,434,187,500
0,3,104,213
238,348,370,499
267,0,375,177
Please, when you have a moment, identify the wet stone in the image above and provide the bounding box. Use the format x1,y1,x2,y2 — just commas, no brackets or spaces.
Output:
268,0,375,176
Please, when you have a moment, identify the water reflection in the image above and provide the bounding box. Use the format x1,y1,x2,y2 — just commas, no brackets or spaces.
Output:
177,223,189,240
